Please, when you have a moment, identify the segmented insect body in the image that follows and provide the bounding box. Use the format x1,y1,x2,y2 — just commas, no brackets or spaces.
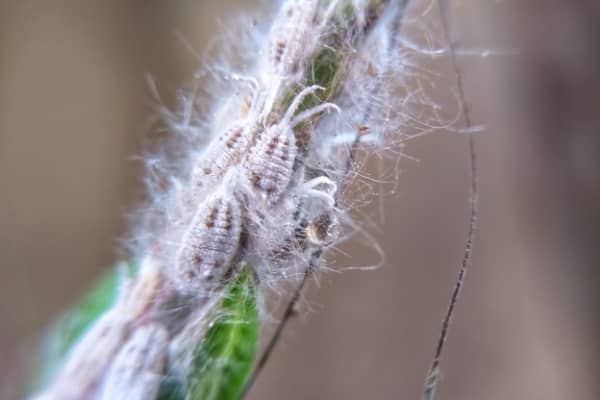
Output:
119,258,163,322
261,0,343,117
243,85,339,205
266,0,320,79
244,124,298,206
99,323,169,400
35,310,129,400
191,124,254,188
174,190,243,294
266,0,343,79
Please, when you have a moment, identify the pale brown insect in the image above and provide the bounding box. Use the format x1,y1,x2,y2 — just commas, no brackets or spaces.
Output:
99,323,169,400
243,85,339,205
192,124,254,188
267,0,321,78
174,190,243,294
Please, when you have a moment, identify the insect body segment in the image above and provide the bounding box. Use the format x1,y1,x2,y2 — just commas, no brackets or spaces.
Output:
243,85,338,204
193,124,254,186
35,310,129,400
244,124,298,205
266,0,339,80
267,0,319,79
99,323,169,400
174,191,243,294
261,0,340,114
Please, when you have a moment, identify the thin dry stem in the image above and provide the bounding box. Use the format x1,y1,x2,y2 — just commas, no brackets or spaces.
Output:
422,1,479,399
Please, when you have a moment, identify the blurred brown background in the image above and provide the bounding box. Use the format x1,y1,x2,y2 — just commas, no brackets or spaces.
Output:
1,1,599,399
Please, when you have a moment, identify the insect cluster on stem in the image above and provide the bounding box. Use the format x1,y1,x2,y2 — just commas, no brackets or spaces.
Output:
33,1,443,398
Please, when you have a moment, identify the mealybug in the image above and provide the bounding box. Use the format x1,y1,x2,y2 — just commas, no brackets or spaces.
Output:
265,0,339,80
174,191,243,293
99,323,169,400
243,85,339,205
192,124,254,187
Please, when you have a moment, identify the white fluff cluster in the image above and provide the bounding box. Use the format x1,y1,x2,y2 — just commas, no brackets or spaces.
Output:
34,1,448,398
135,0,437,298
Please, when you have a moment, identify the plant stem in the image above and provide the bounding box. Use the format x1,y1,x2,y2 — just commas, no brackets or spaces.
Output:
422,1,479,399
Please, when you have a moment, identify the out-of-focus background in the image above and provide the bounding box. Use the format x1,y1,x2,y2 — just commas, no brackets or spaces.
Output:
1,1,599,399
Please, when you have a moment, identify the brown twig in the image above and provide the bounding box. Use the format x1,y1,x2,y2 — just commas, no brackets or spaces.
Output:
422,1,479,399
